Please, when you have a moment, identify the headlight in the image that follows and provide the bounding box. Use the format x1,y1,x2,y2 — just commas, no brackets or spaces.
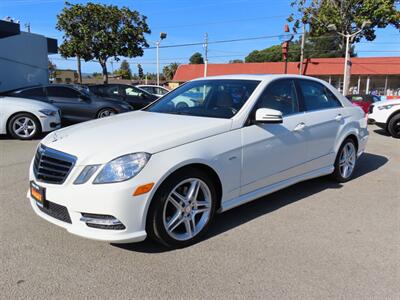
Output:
93,153,151,184
377,103,400,110
39,109,57,116
74,165,100,184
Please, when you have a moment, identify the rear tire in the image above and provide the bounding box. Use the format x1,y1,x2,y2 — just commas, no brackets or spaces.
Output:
8,113,40,140
387,113,400,139
97,108,116,118
331,138,357,183
147,168,217,248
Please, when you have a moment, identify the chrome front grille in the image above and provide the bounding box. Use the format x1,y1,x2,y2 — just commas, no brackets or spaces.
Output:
33,144,76,184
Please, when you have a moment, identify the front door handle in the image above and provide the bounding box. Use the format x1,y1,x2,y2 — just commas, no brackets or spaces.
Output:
294,122,306,132
335,114,343,122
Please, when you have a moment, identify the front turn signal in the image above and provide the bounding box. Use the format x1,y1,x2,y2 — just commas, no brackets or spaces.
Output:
133,183,154,196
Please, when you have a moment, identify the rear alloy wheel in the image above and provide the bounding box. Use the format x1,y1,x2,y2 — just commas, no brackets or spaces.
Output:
147,168,217,248
387,114,400,139
8,113,40,140
97,108,116,118
331,138,357,182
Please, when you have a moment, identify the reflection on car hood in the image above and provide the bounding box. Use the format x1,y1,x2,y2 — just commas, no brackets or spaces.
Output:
41,111,232,165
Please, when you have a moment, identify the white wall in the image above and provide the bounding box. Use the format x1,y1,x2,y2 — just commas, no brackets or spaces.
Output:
0,32,49,92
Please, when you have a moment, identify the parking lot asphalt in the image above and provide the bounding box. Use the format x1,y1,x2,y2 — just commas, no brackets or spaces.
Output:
0,126,399,299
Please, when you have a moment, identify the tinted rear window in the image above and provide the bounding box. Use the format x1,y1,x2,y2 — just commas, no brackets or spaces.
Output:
19,88,45,97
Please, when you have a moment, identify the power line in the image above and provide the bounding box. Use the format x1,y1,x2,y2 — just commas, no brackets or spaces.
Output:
145,33,302,50
152,15,294,30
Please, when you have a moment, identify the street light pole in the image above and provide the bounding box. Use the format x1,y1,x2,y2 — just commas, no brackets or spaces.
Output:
203,33,208,77
155,32,167,86
156,41,160,86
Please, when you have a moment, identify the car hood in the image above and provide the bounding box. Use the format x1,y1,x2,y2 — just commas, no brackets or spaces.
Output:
1,96,57,110
41,111,232,165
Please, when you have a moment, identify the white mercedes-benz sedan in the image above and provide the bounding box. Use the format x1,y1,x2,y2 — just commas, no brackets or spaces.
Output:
28,75,368,248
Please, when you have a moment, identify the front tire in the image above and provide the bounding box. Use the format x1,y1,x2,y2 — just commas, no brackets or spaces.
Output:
147,168,217,248
331,138,357,183
8,113,40,140
387,113,400,138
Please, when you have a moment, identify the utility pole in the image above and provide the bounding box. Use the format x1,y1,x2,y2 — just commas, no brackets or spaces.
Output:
203,33,208,77
299,24,306,75
327,20,371,95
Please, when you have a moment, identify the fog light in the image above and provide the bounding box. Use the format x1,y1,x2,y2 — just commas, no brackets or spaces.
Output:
80,213,125,230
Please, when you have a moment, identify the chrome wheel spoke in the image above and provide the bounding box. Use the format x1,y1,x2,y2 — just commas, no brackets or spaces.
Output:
172,191,186,204
15,126,24,133
167,212,184,232
168,196,183,210
187,180,200,201
193,207,209,215
184,219,193,237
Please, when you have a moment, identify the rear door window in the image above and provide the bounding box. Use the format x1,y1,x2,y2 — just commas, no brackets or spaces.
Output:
297,80,342,111
19,87,46,97
47,87,81,99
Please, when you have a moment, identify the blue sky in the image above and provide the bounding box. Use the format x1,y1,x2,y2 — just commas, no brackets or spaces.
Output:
1,0,399,74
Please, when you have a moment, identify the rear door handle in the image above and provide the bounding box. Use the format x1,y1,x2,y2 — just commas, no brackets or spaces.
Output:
294,122,306,132
335,114,343,122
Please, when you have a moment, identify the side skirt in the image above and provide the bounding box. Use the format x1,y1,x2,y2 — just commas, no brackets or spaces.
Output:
219,166,334,213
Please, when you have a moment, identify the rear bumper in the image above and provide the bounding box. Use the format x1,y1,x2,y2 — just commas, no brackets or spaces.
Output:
358,134,368,158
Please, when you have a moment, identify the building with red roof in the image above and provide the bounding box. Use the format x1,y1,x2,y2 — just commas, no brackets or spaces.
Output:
171,57,400,97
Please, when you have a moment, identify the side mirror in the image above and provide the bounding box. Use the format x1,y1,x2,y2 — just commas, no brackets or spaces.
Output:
255,108,283,124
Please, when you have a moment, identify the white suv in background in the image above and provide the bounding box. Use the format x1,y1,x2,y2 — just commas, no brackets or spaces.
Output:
28,75,368,248
368,99,400,138
0,96,61,140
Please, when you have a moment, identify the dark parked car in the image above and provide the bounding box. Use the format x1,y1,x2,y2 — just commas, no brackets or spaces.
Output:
346,94,381,114
4,84,133,123
87,84,158,110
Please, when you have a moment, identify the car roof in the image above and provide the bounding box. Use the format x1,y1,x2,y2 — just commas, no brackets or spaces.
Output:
191,74,327,82
137,84,167,88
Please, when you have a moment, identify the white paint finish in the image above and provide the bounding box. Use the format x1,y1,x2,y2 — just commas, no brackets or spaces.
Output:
27,75,369,243
301,108,343,162
240,113,308,194
41,111,233,165
0,96,60,135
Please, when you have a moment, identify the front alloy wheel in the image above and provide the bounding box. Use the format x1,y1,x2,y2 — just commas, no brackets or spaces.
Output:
147,168,217,248
8,113,40,140
163,179,212,241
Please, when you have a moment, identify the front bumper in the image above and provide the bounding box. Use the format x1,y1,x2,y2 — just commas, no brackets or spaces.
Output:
27,162,153,243
39,115,61,133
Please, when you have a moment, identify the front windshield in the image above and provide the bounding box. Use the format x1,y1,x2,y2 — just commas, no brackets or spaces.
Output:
145,79,260,119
